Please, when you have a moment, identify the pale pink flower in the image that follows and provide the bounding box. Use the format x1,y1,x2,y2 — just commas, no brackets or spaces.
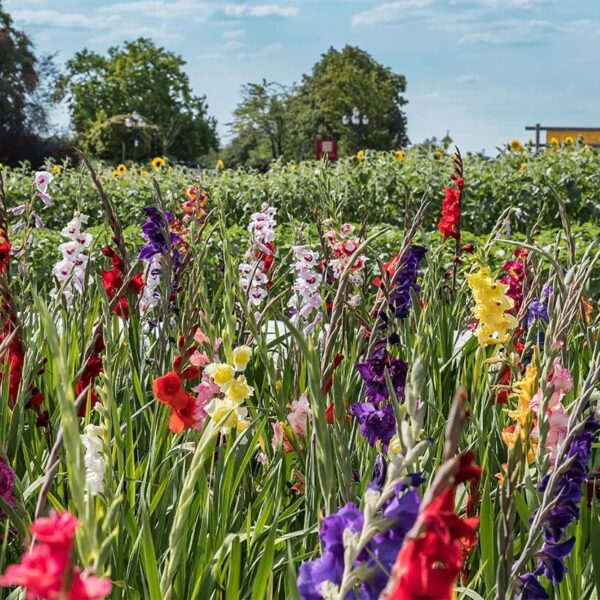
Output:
193,328,209,345
190,350,210,367
287,394,312,437
271,421,284,450
549,357,573,394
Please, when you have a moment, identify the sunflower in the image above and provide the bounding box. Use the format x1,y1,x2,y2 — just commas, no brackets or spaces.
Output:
116,164,127,176
510,139,523,152
216,159,225,170
549,137,559,147
141,170,149,177
519,162,527,171
151,157,165,170
356,150,365,162
52,165,62,175
564,136,574,145
395,150,406,162
433,149,443,161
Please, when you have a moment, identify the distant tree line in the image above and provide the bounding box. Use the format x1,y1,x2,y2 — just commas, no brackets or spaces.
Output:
0,1,408,167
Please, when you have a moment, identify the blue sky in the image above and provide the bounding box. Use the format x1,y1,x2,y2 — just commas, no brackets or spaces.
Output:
5,0,600,153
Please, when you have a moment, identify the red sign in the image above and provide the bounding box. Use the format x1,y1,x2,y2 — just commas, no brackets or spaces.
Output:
315,138,338,161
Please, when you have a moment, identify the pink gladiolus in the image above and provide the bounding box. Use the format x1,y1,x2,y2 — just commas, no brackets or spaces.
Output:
0,511,111,600
287,394,312,437
190,350,210,367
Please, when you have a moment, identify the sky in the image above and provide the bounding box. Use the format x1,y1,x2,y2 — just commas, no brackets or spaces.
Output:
5,0,600,154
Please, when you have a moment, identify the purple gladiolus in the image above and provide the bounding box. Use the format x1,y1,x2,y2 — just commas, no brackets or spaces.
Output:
355,347,408,404
519,418,599,592
0,458,15,516
348,403,396,446
298,487,420,599
527,298,549,327
389,244,427,321
139,207,181,261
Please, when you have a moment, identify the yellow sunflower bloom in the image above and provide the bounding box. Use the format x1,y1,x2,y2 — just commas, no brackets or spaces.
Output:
395,150,406,162
564,136,574,145
216,159,225,170
510,139,523,152
151,157,165,170
116,164,127,175
356,150,365,162
51,165,62,175
549,137,559,147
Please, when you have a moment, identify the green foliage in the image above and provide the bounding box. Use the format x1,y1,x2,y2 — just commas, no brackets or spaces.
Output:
224,81,290,170
0,148,599,600
287,45,408,156
224,45,409,164
54,38,218,161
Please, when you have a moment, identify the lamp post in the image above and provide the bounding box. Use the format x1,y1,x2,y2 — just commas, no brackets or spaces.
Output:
122,111,147,163
342,106,370,147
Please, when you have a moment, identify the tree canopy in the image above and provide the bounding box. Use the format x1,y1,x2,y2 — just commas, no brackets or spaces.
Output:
224,80,290,170
54,38,218,162
288,45,408,156
0,2,63,165
224,45,409,164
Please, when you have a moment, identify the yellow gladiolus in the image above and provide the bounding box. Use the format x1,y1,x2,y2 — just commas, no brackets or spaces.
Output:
225,376,254,403
232,345,252,371
205,363,235,387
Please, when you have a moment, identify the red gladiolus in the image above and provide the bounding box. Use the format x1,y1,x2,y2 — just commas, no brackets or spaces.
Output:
152,371,198,433
387,452,481,600
0,234,11,274
0,511,111,600
438,186,462,241
322,353,345,394
495,365,512,404
100,246,144,320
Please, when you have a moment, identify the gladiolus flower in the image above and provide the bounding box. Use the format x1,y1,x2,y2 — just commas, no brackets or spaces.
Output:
205,363,235,388
232,345,252,371
387,452,481,600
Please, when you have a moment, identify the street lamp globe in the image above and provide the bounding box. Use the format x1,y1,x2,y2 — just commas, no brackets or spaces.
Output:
342,114,350,126
362,114,369,126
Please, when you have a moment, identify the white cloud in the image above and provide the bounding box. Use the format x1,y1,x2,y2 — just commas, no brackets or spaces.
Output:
96,1,213,20
11,9,113,29
223,28,246,38
223,40,244,50
223,4,299,18
450,0,552,8
351,0,433,26
457,74,483,83
237,42,283,58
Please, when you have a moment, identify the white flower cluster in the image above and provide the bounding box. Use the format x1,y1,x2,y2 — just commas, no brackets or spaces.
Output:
51,212,93,306
288,246,323,335
239,203,276,312
80,424,106,497
140,256,162,313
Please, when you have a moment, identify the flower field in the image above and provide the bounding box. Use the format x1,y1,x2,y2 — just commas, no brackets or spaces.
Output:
0,145,599,599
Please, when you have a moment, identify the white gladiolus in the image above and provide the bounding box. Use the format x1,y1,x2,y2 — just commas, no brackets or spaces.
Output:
50,212,92,306
81,424,106,497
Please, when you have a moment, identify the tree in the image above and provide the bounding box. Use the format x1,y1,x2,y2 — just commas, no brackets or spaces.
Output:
0,2,64,165
54,38,218,161
224,80,290,169
287,46,408,157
